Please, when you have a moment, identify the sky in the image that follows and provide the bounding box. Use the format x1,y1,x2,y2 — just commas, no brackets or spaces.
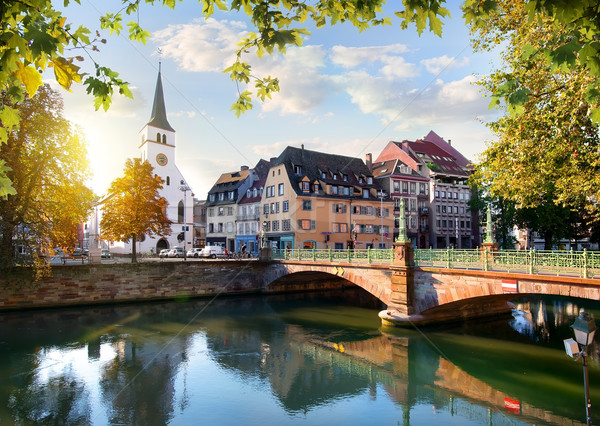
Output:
48,0,500,200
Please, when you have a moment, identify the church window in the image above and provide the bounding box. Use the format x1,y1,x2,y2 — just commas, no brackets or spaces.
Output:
178,201,184,223
166,176,170,186
157,133,161,143
162,134,167,144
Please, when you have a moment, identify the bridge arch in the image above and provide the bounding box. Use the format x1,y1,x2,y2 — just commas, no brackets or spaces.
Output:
262,263,393,305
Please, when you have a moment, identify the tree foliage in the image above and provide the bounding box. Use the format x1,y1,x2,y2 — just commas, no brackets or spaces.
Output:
0,85,94,272
100,158,171,263
470,0,600,219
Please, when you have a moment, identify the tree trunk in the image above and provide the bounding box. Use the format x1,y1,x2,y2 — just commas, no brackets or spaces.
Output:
0,223,16,270
544,230,553,251
131,234,137,263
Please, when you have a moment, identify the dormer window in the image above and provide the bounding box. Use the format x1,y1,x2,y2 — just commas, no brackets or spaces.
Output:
313,183,319,193
247,189,251,198
367,176,373,184
253,188,258,197
333,174,337,180
342,174,348,181
294,165,302,175
359,177,364,184
302,181,310,192
321,171,327,179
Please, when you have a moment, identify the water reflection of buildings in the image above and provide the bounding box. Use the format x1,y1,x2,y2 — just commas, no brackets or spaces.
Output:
1,296,596,425
511,296,599,359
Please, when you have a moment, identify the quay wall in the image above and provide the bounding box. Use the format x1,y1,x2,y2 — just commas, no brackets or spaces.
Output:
0,261,349,311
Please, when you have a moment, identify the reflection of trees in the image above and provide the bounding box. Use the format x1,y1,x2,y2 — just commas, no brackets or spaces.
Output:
6,362,91,424
100,340,176,425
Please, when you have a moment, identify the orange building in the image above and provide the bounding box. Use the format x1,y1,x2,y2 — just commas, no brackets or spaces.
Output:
261,146,394,250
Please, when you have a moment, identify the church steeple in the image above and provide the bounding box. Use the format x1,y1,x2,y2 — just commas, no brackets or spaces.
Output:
147,63,175,132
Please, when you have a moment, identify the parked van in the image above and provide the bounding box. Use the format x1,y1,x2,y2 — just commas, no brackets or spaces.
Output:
199,245,227,259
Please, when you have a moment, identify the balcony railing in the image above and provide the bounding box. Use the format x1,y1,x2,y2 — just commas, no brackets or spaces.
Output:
270,248,600,278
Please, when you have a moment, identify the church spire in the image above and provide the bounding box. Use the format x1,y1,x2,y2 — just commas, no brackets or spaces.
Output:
147,66,175,132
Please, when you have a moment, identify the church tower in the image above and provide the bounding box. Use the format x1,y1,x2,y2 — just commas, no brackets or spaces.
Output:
136,65,194,255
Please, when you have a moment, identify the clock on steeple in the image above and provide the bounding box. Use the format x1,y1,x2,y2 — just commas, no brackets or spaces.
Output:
156,153,168,166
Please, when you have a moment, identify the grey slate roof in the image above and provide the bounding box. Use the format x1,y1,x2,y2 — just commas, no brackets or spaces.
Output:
271,146,380,198
147,71,175,132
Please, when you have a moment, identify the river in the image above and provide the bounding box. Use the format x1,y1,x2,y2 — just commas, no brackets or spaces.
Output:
0,289,599,425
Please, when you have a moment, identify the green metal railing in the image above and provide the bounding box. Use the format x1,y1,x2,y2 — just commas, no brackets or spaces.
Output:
271,247,600,278
272,248,395,265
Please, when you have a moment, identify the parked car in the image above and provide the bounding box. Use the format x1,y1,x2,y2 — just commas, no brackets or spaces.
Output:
101,249,112,259
187,248,203,258
199,245,227,259
72,248,88,257
167,247,184,258
159,249,170,258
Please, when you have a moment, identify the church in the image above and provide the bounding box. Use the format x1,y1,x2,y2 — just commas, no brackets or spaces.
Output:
89,66,194,257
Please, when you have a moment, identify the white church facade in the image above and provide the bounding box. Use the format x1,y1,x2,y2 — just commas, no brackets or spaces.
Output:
88,68,194,257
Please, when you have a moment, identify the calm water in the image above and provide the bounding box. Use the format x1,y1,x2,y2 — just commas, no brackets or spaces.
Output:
1,290,600,425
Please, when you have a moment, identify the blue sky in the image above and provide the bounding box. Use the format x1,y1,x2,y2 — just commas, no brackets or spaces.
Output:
49,0,500,199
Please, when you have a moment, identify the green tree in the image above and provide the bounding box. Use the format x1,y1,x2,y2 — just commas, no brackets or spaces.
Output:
470,0,600,219
100,158,171,263
0,84,94,271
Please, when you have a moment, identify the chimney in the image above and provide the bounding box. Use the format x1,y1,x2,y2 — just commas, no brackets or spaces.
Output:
241,165,249,171
448,139,452,145
365,153,372,171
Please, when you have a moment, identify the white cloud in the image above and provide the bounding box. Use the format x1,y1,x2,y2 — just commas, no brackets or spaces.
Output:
253,46,334,115
380,56,419,79
154,18,247,72
421,55,470,75
330,44,410,68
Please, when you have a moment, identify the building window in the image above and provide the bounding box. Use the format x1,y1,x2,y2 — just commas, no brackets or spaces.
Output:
263,204,269,214
303,200,311,210
332,203,346,213
275,202,280,213
313,183,319,193
227,207,233,215
282,219,291,231
402,182,408,193
283,200,289,212
270,203,275,214
264,221,271,231
229,191,235,200
342,174,348,181
362,189,369,198
162,134,166,144
218,223,223,232
410,183,416,194
302,181,310,192
331,186,338,195
321,171,327,178
178,201,184,223
294,165,302,175
272,220,280,231
209,194,215,202
219,192,224,201
393,181,400,192
298,219,315,230
419,183,426,195
218,207,224,216
278,183,284,196
156,132,161,143
209,223,214,233
209,208,214,217
166,176,170,186
333,223,348,233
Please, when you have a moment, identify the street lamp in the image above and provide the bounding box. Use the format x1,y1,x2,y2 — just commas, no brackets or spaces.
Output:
377,190,386,248
179,180,191,261
564,311,597,425
261,220,267,249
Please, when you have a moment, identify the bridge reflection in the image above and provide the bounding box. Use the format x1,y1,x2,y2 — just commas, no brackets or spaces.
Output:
0,294,596,424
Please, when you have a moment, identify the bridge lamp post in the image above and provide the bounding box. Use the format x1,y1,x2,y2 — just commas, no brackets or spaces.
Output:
179,181,191,262
564,311,597,426
377,190,386,248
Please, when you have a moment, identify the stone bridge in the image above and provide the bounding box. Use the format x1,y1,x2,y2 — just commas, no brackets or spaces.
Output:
262,243,600,326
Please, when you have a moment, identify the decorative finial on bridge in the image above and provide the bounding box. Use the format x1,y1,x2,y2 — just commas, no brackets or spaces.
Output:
395,198,411,244
484,204,495,244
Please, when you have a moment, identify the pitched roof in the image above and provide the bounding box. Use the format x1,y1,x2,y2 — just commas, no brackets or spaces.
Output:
147,70,175,132
372,159,425,179
272,146,380,198
422,130,470,167
239,178,265,204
